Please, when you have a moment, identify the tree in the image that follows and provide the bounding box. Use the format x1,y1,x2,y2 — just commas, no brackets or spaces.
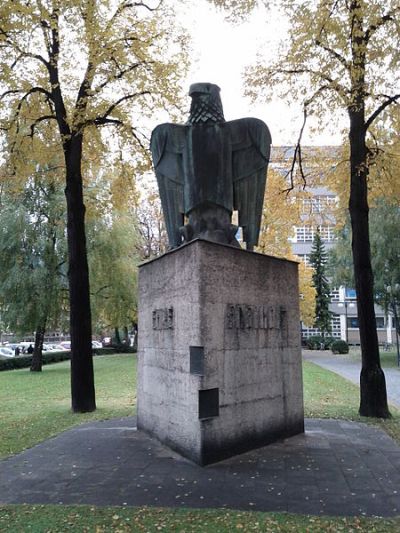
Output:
0,171,68,371
209,0,400,418
331,199,400,342
370,201,400,339
309,230,332,338
0,1,188,411
136,185,168,259
256,166,316,326
330,199,400,365
88,211,141,340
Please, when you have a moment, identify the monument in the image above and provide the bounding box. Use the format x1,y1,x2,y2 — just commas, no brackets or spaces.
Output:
137,83,304,465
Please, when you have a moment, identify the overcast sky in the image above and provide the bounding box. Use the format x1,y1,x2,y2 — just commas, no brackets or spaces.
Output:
179,0,343,147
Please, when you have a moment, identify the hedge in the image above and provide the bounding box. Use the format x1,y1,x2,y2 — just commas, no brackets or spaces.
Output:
0,346,136,371
306,335,336,350
331,339,349,354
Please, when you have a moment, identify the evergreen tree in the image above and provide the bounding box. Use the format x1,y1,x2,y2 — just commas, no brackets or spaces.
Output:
309,230,332,338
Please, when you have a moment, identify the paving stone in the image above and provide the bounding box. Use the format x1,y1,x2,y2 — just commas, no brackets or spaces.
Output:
1,416,400,516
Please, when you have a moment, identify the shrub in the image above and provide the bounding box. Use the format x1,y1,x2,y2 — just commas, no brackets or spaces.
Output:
306,335,335,350
331,340,349,354
0,346,137,371
0,350,71,372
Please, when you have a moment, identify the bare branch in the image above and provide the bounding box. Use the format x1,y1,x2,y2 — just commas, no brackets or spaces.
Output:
365,7,400,43
282,83,334,193
274,67,350,99
107,0,162,32
0,89,24,101
13,87,53,126
133,0,164,11
95,91,150,121
29,115,57,137
315,39,349,69
93,117,123,126
283,106,308,193
365,94,400,130
130,126,148,153
94,61,142,93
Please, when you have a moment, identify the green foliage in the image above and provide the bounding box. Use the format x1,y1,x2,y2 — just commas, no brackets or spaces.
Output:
306,335,335,350
328,220,354,288
0,0,190,176
330,199,400,335
0,351,70,372
88,210,141,333
370,199,400,334
0,173,68,337
331,339,349,354
0,346,135,371
309,231,332,336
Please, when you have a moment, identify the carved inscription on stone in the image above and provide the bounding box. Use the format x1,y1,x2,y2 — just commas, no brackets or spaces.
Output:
152,307,174,330
226,304,287,332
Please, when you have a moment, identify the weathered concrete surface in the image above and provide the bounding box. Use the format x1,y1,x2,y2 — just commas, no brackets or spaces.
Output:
137,239,304,465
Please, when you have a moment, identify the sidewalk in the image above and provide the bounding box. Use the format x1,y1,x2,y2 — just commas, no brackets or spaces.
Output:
303,350,400,408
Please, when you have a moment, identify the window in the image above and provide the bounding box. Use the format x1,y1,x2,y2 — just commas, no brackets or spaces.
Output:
347,316,385,329
294,224,335,243
345,288,357,299
296,254,310,266
376,317,385,329
330,288,340,301
331,314,341,338
318,225,335,242
347,317,359,328
295,226,314,242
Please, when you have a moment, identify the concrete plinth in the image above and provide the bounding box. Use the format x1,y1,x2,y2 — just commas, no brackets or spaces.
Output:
137,239,304,465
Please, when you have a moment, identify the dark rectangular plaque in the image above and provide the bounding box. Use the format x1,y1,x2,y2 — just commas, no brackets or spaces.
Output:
199,388,219,419
190,346,204,375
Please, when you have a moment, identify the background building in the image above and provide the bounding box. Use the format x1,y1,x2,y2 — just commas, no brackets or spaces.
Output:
271,146,396,346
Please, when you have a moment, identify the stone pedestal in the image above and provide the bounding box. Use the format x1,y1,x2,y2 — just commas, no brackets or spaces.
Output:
137,239,304,465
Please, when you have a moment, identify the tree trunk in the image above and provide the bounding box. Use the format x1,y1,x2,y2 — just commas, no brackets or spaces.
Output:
64,135,96,413
114,327,121,345
133,324,138,352
30,324,45,372
123,326,129,344
348,110,389,418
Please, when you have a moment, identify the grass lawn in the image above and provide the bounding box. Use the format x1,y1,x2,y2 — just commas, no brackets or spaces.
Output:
0,354,136,458
1,354,400,531
303,360,400,445
1,505,398,532
346,348,400,369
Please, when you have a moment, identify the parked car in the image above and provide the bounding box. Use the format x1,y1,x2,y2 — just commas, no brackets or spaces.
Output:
102,337,112,346
54,344,69,351
92,341,102,348
58,341,71,350
43,343,62,352
0,346,14,358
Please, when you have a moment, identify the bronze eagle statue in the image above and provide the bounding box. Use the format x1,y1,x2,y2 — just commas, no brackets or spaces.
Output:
150,83,272,251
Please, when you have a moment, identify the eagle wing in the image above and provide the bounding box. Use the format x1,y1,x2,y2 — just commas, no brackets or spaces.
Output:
230,118,272,251
150,123,186,248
